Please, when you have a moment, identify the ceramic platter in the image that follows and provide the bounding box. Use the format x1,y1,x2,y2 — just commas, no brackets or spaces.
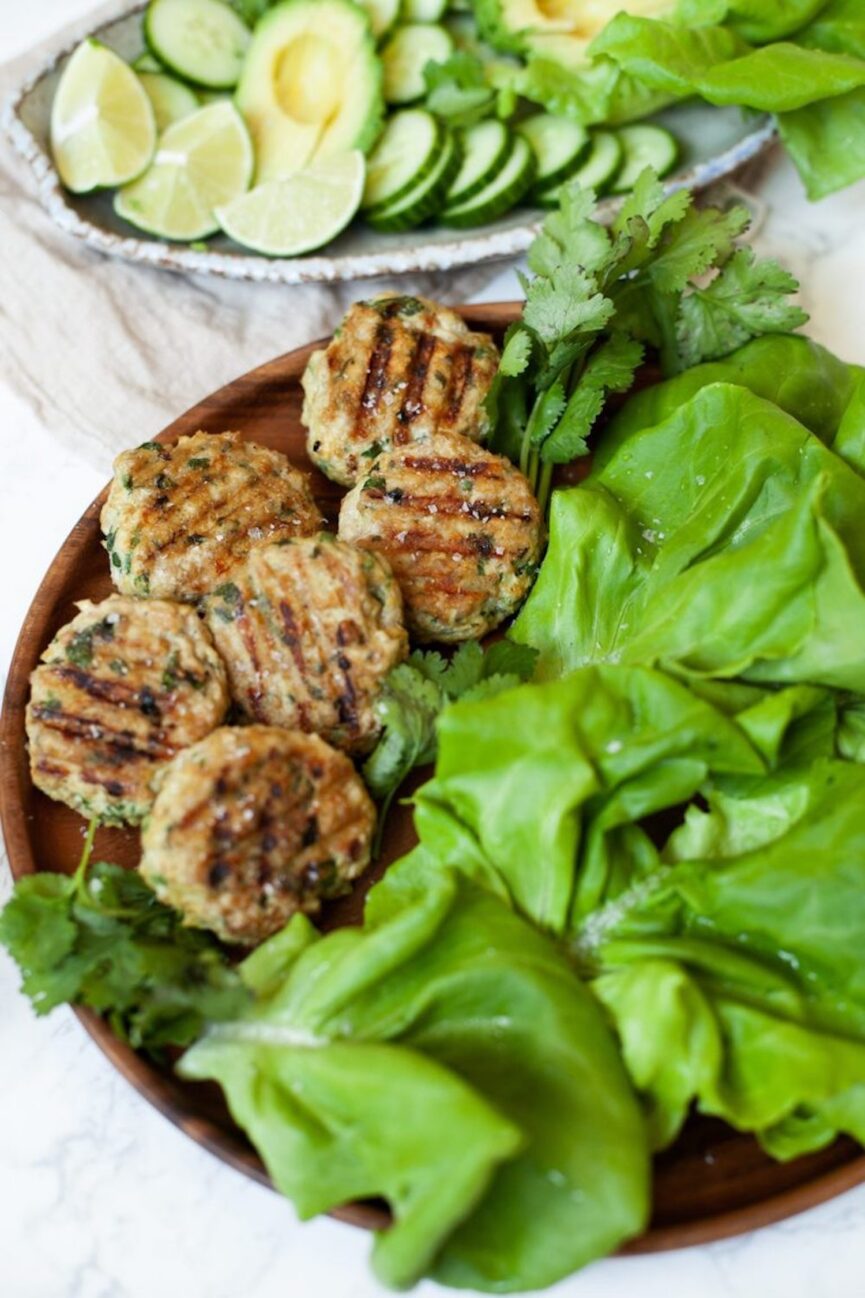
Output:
5,0,777,285
3,305,865,1253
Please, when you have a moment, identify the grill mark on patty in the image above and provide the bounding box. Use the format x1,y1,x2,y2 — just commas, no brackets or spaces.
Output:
375,492,535,523
398,454,502,478
35,758,71,779
363,528,506,558
356,322,395,436
442,345,475,426
234,599,267,717
193,770,357,881
51,664,170,711
81,770,128,796
334,652,359,733
32,707,175,760
279,599,308,677
132,457,312,565
395,332,437,442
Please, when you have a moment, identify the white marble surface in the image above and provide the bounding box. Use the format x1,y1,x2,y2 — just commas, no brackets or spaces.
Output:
4,6,865,1297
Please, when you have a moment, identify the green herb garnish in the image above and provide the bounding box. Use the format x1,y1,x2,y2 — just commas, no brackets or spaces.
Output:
363,640,537,849
488,169,807,512
0,821,247,1054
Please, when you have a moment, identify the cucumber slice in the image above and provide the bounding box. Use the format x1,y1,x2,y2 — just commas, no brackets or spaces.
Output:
359,0,401,38
138,71,200,131
403,0,447,19
611,123,679,194
144,0,251,91
367,128,461,231
381,22,454,104
446,118,509,206
533,129,622,205
362,108,443,211
441,131,535,227
516,113,588,187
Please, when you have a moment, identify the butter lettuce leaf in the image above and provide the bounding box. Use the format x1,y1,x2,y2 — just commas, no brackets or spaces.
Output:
596,333,865,474
591,10,865,196
585,760,865,1154
389,664,771,934
181,872,649,1292
677,0,831,44
513,383,865,690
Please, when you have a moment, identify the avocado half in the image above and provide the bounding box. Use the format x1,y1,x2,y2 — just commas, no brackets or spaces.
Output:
236,0,383,183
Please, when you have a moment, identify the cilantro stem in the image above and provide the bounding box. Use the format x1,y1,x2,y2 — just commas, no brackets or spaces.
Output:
537,461,554,517
73,817,99,893
519,405,536,479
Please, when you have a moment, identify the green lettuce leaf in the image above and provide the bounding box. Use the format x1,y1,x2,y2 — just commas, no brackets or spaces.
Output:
590,10,865,195
596,334,865,474
677,0,831,44
513,383,865,690
387,664,771,934
589,16,749,97
180,872,649,1292
795,0,865,58
503,54,675,125
593,13,865,110
778,87,865,198
584,759,865,1154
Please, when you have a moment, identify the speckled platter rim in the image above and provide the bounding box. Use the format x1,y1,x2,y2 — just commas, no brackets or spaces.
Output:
4,1,778,285
4,306,865,1259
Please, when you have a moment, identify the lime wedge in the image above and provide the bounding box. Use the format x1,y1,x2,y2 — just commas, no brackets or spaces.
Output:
114,100,253,241
137,71,199,132
216,152,365,256
51,39,156,193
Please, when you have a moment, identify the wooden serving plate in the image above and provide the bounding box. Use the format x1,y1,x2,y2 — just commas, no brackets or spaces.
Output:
3,302,865,1255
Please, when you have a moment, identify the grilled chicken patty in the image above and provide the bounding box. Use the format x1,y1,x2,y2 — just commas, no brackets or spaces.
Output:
203,535,408,754
339,432,544,642
301,296,500,487
26,596,228,824
101,431,323,602
140,725,376,945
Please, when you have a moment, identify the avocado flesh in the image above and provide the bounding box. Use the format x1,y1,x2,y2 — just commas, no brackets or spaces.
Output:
477,0,677,55
235,0,383,183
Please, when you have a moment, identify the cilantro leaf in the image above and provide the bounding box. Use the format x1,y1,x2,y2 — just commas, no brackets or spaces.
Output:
363,663,442,802
613,168,691,248
424,53,496,126
540,334,644,465
677,247,809,367
522,265,614,347
527,185,611,279
363,642,538,838
0,827,248,1050
498,327,533,378
481,638,540,680
647,203,751,294
528,381,568,450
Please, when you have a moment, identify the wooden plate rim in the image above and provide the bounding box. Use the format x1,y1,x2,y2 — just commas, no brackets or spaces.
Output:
3,302,865,1253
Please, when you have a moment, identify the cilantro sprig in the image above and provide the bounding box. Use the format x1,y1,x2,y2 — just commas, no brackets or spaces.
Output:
364,640,538,847
488,170,808,512
0,821,247,1053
